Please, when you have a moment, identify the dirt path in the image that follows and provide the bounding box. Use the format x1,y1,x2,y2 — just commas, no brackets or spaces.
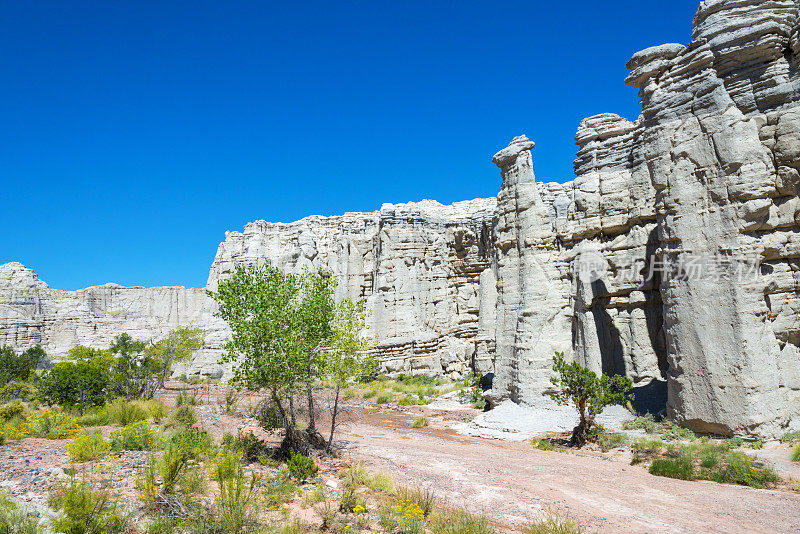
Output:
336,407,800,533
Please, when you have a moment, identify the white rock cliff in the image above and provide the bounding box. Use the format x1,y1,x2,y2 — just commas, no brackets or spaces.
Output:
1,0,798,437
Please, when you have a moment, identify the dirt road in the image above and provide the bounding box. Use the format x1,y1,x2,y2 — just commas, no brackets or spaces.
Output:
337,407,800,533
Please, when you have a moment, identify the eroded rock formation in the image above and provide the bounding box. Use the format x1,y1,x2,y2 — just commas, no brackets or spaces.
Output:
1,0,798,437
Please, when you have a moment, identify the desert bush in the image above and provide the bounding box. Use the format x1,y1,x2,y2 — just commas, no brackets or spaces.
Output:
250,398,284,430
0,404,24,423
49,476,127,534
338,485,367,514
38,358,110,410
621,414,657,434
781,430,800,443
375,393,392,404
533,438,562,452
370,472,394,493
523,508,584,534
221,430,271,464
287,451,318,483
725,436,744,448
339,462,371,487
76,406,112,427
549,352,633,446
429,507,494,534
223,388,239,416
456,372,486,409
110,421,159,451
749,440,764,450
649,456,695,480
165,405,196,429
175,389,199,408
709,451,780,489
394,486,436,519
166,427,212,461
214,453,261,532
107,398,148,426
0,382,37,403
0,490,40,534
380,498,427,534
659,424,696,442
67,432,111,462
792,444,800,463
145,400,168,423
412,416,430,428
27,410,81,439
599,431,626,452
264,471,297,510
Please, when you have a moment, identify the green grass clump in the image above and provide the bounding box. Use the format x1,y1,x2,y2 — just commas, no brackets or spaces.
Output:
649,455,695,480
781,430,800,443
264,471,297,510
599,432,626,452
67,431,111,462
725,436,744,448
533,438,563,452
110,420,159,451
375,393,392,404
287,451,318,483
107,398,149,426
77,406,112,427
791,444,800,463
709,451,780,489
412,416,430,428
523,508,583,534
660,424,696,442
0,490,39,534
622,414,657,434
428,507,495,534
49,477,127,534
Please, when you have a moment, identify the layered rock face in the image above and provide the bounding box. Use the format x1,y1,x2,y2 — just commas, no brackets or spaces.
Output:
0,262,227,375
1,0,798,437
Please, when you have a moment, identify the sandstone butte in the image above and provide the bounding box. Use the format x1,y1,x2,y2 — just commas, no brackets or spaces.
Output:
2,0,800,439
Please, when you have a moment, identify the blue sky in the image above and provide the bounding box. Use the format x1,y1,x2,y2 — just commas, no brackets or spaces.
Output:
1,1,701,290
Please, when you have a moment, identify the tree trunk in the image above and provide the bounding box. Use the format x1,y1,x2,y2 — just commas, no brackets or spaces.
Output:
569,399,591,447
326,384,341,453
306,382,316,433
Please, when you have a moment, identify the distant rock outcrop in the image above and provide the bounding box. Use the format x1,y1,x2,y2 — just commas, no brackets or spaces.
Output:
1,0,798,437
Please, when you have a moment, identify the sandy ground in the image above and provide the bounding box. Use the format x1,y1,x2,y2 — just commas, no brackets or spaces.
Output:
334,405,800,533
2,386,799,533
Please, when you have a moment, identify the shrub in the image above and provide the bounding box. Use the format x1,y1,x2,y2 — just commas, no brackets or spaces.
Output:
224,388,239,416
0,490,40,534
370,472,394,493
339,485,367,513
49,477,127,534
725,436,744,448
456,372,486,409
709,451,780,489
621,414,657,434
165,405,196,429
67,432,111,462
27,410,82,439
264,471,297,510
0,404,24,422
375,393,392,404
793,444,800,463
649,456,695,481
429,507,494,534
749,440,764,450
107,398,148,426
175,389,199,407
599,432,626,452
0,382,37,403
781,430,800,443
214,453,260,532
110,421,158,451
412,416,430,428
523,508,584,534
38,359,110,409
660,424,695,442
145,400,168,423
393,486,436,519
287,451,318,483
533,438,561,452
251,398,284,430
549,352,633,446
166,427,211,461
76,406,112,427
222,431,271,463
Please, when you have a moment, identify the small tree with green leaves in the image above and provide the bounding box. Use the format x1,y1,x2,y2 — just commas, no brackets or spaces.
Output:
144,326,204,391
324,299,376,452
208,262,334,454
549,351,633,447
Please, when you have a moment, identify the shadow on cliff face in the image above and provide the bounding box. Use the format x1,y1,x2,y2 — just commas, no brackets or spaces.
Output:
590,279,625,377
644,226,668,378
632,379,668,416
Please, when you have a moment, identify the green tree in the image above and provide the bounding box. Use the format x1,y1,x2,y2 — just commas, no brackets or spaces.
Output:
109,333,155,399
0,345,44,386
549,351,633,447
209,262,349,454
324,299,376,452
143,326,204,391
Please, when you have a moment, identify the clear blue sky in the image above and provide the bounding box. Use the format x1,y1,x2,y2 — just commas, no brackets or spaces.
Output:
1,1,700,290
